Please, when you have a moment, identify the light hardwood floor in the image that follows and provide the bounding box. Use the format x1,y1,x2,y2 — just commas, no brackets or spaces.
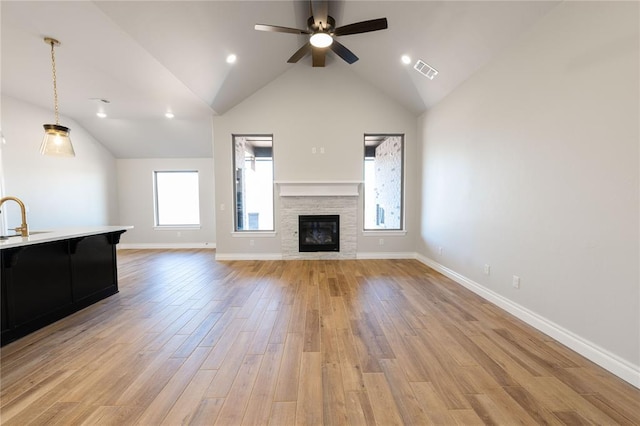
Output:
1,249,639,425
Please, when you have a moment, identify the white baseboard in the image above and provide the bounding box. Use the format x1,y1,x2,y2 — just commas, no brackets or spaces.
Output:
215,253,283,261
415,253,640,389
215,252,416,261
356,251,416,259
118,242,215,250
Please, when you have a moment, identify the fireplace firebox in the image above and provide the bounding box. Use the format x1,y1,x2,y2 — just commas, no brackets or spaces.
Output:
298,215,339,252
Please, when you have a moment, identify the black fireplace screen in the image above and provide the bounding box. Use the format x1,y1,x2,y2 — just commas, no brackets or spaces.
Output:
298,215,339,252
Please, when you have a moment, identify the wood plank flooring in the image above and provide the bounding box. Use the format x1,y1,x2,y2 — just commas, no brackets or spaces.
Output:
1,249,639,425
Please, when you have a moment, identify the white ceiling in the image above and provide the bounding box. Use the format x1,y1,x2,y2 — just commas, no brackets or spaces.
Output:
1,1,559,158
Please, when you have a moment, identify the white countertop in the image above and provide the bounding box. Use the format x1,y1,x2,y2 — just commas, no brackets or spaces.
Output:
0,226,133,250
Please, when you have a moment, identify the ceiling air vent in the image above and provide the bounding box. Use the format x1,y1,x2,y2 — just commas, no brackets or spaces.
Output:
414,60,438,80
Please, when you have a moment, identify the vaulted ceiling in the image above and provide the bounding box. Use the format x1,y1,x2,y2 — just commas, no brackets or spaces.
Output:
1,1,559,158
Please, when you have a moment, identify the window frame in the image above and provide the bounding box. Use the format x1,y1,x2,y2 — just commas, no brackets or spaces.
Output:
363,133,405,232
153,170,201,229
232,134,275,233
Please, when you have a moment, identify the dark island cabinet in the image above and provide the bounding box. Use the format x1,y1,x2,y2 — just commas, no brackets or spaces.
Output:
71,234,118,304
1,230,125,345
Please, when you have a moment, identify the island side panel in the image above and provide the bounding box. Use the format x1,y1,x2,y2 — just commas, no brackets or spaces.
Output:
70,233,119,307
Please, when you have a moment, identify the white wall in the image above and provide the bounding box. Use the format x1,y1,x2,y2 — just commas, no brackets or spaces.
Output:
213,65,417,257
0,95,118,231
418,2,639,384
117,158,215,247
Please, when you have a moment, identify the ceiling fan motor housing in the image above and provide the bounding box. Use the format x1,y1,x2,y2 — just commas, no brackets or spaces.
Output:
308,15,335,33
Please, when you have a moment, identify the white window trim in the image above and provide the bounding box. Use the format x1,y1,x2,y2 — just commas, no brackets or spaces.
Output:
153,170,201,227
363,134,405,232
362,230,407,237
231,231,277,238
154,225,202,231
233,134,275,232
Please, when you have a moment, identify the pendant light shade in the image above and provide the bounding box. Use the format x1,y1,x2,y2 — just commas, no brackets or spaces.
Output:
40,37,75,157
41,124,74,156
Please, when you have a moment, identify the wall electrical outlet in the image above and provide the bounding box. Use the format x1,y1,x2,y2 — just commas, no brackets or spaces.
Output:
312,147,317,154
438,246,443,255
379,238,384,246
249,239,255,246
512,275,520,289
484,264,491,275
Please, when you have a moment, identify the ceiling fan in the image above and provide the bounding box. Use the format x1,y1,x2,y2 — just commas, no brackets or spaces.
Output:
255,0,388,67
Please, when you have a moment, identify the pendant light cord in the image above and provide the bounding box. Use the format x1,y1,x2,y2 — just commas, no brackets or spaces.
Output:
49,40,60,125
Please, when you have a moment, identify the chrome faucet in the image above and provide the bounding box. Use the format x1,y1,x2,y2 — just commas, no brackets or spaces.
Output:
0,196,29,237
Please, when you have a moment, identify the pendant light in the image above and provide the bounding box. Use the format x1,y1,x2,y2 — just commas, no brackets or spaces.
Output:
40,37,75,157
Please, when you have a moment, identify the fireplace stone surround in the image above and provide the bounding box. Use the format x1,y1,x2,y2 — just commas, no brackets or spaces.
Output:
278,182,359,260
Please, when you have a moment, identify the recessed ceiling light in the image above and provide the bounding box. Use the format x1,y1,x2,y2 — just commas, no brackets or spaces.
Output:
401,55,411,65
226,54,237,64
96,112,107,118
165,112,175,119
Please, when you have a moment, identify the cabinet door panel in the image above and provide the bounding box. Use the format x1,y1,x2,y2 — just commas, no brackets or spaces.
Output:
7,242,73,326
71,234,116,302
1,253,8,333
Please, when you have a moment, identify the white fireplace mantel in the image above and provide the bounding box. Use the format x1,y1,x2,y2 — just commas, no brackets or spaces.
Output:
275,181,361,197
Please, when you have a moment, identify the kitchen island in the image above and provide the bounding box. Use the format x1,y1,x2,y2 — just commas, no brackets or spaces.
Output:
0,226,131,346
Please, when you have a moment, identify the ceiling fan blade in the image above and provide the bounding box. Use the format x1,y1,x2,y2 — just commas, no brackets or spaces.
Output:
330,40,358,64
254,24,311,35
310,0,329,28
288,42,312,63
333,18,388,36
312,47,326,67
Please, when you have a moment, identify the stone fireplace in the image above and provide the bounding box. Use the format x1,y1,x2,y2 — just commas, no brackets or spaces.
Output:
278,182,359,260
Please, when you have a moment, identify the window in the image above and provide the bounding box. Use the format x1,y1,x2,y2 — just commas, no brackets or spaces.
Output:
154,171,200,227
233,135,274,231
364,134,404,230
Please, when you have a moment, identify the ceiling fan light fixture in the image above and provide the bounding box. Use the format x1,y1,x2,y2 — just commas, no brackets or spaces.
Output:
310,32,333,48
40,37,75,157
255,2,387,67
